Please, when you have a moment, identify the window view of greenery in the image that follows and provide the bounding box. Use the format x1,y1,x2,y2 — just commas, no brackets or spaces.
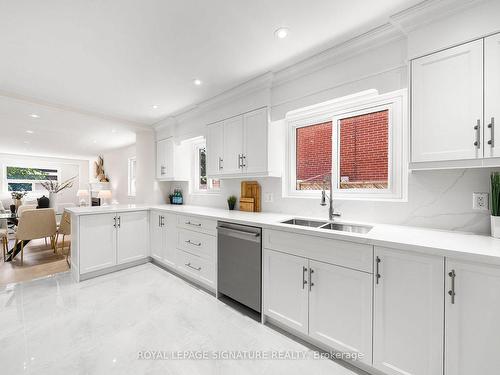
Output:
198,146,220,191
7,167,58,192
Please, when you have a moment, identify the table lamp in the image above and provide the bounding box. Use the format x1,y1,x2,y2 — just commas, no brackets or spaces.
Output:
77,189,89,206
98,190,112,206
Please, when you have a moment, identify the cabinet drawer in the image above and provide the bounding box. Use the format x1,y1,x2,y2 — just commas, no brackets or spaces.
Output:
177,215,217,235
264,229,373,273
175,249,215,289
177,229,215,260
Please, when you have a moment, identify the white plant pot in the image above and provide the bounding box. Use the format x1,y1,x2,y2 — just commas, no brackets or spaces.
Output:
491,216,500,238
49,192,58,209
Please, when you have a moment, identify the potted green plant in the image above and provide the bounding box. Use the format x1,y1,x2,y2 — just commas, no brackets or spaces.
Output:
227,195,237,210
491,172,500,238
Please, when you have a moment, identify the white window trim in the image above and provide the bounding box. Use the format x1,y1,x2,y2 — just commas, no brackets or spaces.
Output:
284,89,408,201
3,164,61,197
128,157,136,197
192,140,220,195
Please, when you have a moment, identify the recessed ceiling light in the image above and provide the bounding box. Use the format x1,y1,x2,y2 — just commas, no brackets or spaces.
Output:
111,128,117,133
30,114,40,119
152,105,159,109
274,27,289,39
193,79,202,86
26,130,34,134
93,140,97,144
23,140,30,144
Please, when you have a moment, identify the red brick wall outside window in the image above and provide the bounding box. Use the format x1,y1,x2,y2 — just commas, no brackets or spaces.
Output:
295,110,389,190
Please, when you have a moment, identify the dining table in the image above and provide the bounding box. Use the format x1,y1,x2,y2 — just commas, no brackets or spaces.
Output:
1,211,63,262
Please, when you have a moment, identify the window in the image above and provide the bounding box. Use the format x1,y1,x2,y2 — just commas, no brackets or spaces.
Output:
286,89,407,200
194,142,220,193
6,166,58,193
128,157,137,197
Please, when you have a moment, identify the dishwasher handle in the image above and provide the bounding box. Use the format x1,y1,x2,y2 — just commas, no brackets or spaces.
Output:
217,225,261,242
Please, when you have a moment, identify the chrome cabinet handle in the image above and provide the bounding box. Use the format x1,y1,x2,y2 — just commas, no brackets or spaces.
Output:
302,266,308,289
238,154,242,169
488,117,495,148
474,120,481,148
185,262,201,271
185,239,202,247
241,154,246,168
185,221,201,227
117,216,121,228
160,166,166,175
113,216,117,228
158,216,161,227
161,216,165,227
375,256,381,284
308,268,314,291
448,269,456,304
218,157,224,170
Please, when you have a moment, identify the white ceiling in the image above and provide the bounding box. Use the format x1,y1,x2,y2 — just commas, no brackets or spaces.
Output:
0,0,422,125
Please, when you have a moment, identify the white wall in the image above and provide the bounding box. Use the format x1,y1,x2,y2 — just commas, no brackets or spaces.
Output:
0,153,90,208
157,2,500,235
102,144,136,204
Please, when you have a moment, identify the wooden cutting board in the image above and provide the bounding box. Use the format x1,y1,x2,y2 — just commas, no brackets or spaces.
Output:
240,181,261,212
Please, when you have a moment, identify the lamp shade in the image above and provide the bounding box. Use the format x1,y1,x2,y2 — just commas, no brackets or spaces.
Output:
77,189,89,198
98,190,112,199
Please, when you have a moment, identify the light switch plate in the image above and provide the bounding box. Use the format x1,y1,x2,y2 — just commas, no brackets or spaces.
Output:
472,192,489,211
264,192,274,203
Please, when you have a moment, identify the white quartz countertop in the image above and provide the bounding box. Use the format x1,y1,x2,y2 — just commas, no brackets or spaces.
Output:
68,204,500,264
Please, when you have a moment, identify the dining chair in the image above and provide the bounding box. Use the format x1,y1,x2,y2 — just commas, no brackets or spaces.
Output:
1,228,7,262
56,210,71,266
14,208,57,266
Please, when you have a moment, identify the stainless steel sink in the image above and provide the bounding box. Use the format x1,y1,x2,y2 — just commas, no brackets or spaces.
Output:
281,218,328,228
320,222,372,234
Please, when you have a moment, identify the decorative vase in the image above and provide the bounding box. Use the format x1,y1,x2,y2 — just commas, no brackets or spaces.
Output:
49,192,58,209
14,199,22,212
491,216,500,239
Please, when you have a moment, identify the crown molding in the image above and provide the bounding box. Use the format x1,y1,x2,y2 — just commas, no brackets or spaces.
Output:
0,89,151,130
389,0,487,33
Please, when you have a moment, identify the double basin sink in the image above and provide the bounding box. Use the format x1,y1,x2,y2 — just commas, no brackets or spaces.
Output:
281,218,372,234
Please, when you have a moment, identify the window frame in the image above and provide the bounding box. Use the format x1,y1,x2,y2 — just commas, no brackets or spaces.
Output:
192,140,220,195
128,157,137,197
285,89,408,201
3,165,61,196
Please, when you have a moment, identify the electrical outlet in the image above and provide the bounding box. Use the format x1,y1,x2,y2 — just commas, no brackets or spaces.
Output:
264,192,274,203
473,192,489,211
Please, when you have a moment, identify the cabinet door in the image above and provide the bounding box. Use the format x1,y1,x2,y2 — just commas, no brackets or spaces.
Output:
263,249,309,334
222,115,244,175
79,213,116,273
411,40,483,162
309,260,372,364
485,33,500,158
163,213,177,267
373,247,444,375
116,211,148,264
445,259,500,375
243,108,268,175
206,121,224,176
156,138,174,179
150,211,164,262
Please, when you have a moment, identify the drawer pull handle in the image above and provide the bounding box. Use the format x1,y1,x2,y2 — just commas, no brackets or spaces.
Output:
308,268,314,291
448,270,456,304
302,266,308,289
185,221,202,227
185,240,202,247
185,262,201,271
375,256,381,284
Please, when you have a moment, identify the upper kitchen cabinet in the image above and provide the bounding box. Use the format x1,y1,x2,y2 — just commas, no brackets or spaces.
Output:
485,33,500,159
206,107,283,178
411,39,483,164
156,137,190,181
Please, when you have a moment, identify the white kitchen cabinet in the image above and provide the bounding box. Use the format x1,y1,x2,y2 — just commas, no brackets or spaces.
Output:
373,247,444,375
445,259,500,375
79,213,117,274
206,107,282,178
485,33,500,159
117,211,148,264
308,260,372,364
263,249,309,334
206,120,224,175
79,211,148,275
411,39,483,163
156,137,175,179
150,210,176,267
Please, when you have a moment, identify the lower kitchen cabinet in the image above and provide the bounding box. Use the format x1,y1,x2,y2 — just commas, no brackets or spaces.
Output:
373,247,444,375
309,260,372,364
80,213,117,273
150,211,176,267
263,249,372,362
79,211,148,275
117,211,148,264
445,259,500,375
263,249,309,334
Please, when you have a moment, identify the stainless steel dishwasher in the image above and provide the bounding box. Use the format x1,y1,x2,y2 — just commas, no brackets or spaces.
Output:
217,221,262,313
